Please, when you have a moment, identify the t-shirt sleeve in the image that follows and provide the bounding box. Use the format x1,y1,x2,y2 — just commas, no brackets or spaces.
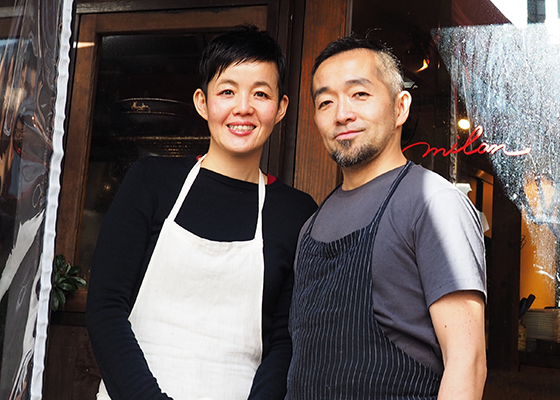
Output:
413,188,487,307
85,159,173,400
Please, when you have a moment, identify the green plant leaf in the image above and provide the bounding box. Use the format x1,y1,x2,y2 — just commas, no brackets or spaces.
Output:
73,277,87,287
58,282,75,292
68,265,81,275
54,287,65,300
51,287,66,311
50,254,88,311
50,294,59,311
54,255,66,269
58,289,67,306
68,280,80,292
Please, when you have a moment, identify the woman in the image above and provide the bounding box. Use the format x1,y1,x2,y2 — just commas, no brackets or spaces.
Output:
85,25,317,400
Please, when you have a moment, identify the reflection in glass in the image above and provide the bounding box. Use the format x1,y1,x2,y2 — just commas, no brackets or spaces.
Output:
78,33,216,277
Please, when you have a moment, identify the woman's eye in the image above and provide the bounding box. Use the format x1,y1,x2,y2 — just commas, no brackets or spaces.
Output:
255,91,270,98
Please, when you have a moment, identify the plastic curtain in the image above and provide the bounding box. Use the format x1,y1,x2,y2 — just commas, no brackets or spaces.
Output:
0,0,73,399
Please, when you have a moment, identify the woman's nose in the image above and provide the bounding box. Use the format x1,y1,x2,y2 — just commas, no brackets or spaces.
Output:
233,94,254,115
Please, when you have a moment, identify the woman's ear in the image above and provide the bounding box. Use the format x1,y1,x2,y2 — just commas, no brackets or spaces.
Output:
193,88,209,121
274,95,289,124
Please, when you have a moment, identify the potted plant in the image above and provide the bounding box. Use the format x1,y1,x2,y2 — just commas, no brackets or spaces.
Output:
50,255,87,312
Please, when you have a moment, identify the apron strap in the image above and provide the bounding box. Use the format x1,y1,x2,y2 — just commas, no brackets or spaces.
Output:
255,171,265,242
168,156,204,221
367,160,413,237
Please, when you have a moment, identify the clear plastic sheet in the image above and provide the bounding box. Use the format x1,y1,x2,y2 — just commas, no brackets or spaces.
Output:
0,0,72,398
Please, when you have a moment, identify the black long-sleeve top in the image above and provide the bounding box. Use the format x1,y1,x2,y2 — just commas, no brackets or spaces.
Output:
85,155,317,400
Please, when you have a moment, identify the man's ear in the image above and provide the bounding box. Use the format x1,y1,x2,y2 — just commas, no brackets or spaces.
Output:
193,88,209,121
395,90,412,128
274,95,289,124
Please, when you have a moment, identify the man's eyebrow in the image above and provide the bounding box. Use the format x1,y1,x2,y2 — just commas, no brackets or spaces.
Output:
313,78,373,100
346,77,373,87
313,86,330,100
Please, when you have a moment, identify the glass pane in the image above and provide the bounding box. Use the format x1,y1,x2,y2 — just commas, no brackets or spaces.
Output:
78,33,215,278
352,0,560,365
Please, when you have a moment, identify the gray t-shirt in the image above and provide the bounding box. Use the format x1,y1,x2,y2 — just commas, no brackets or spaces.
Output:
300,163,486,376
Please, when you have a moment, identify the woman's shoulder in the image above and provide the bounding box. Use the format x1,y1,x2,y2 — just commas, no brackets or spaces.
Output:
128,155,196,186
119,155,198,205
134,155,197,175
266,179,318,219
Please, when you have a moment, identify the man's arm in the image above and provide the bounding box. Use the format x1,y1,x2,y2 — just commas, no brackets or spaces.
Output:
429,290,487,400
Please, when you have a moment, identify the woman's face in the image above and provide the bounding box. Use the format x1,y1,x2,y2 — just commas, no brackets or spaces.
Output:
194,61,288,161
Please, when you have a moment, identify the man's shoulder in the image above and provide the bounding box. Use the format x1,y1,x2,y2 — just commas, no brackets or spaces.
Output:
400,163,461,200
373,163,474,227
399,164,481,234
407,163,455,187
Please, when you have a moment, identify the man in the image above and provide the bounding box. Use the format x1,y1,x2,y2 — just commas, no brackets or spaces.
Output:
287,35,487,399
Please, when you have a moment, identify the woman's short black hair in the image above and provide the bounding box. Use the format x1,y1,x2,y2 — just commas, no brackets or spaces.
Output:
198,25,287,98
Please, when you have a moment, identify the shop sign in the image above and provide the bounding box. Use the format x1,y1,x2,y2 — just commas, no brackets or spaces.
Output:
402,125,532,158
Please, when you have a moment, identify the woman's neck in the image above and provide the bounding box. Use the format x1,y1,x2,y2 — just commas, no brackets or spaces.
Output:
200,150,263,184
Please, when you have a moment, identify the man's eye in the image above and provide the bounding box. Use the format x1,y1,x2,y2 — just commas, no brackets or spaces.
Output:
221,89,234,95
354,92,369,98
317,100,332,109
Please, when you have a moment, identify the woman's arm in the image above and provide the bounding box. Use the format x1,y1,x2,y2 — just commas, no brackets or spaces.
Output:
85,159,174,400
248,270,293,400
248,185,317,399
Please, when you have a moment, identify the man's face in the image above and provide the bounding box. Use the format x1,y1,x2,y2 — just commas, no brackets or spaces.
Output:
194,61,288,160
312,49,408,169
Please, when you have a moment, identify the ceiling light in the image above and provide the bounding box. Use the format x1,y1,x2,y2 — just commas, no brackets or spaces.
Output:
458,118,471,130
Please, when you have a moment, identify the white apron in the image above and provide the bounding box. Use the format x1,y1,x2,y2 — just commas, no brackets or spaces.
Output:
97,158,265,400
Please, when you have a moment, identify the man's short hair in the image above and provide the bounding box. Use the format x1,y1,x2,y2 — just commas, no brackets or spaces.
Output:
198,25,287,99
311,33,404,100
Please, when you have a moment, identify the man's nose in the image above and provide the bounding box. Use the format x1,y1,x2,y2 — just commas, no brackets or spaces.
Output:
336,99,356,124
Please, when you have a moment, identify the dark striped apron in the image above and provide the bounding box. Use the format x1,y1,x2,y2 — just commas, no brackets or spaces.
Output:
287,161,441,399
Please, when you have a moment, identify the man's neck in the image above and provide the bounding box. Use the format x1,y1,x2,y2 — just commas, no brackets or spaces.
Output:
340,152,407,191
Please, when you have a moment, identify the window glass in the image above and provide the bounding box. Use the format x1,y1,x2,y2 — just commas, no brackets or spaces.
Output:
352,0,560,362
78,33,213,276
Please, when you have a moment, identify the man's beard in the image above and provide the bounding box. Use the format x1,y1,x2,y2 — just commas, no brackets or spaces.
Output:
329,139,379,168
